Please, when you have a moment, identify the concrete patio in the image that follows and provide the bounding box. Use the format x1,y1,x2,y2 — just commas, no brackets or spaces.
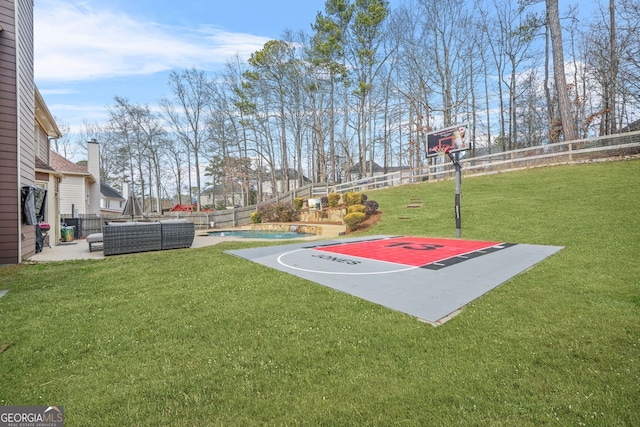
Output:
28,224,347,262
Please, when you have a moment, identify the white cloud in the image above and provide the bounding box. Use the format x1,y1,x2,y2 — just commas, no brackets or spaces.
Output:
46,102,108,128
34,0,269,82
38,88,77,96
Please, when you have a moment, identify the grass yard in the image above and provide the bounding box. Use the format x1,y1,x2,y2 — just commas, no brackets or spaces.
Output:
0,160,638,426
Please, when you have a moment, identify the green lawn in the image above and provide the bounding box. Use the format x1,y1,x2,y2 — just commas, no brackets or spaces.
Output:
1,160,638,426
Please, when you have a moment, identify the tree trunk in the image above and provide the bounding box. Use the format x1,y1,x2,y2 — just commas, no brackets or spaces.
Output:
547,0,578,141
609,0,617,134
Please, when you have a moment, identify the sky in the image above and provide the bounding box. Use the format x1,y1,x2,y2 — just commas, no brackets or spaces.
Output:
34,0,358,138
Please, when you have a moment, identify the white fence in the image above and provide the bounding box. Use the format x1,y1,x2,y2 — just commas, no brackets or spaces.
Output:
322,131,640,193
66,131,640,236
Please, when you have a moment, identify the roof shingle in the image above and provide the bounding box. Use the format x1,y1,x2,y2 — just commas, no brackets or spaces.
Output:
50,151,88,174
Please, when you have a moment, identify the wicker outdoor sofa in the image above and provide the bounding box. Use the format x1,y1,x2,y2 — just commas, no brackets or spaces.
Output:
101,220,195,256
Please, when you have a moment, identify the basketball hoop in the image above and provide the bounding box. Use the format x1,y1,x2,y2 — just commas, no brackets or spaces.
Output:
431,146,448,163
425,146,463,238
423,124,469,239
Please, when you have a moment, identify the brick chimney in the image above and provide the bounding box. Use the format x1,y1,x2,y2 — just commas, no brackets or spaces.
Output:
87,139,101,216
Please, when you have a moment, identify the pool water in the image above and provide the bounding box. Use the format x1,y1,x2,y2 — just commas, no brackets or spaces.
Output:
208,230,314,239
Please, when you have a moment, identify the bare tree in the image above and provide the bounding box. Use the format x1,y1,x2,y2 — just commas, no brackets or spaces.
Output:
73,119,127,186
310,3,351,182
164,138,187,205
547,0,578,141
49,119,76,159
616,0,640,128
348,0,389,178
248,40,297,191
282,30,315,187
220,56,270,202
108,97,152,209
55,0,640,198
115,98,167,213
481,0,540,149
391,2,433,169
316,0,356,178
480,2,508,150
608,0,617,134
161,68,213,211
417,0,470,127
586,0,640,133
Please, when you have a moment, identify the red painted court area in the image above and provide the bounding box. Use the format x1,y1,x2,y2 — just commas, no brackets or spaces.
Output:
315,236,501,267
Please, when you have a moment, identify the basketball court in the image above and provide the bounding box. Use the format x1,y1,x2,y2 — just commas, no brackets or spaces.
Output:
227,235,563,325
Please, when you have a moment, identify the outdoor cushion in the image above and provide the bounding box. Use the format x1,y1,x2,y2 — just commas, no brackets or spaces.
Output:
87,233,103,252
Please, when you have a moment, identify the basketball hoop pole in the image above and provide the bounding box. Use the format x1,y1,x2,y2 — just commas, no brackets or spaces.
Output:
426,147,464,238
446,149,462,238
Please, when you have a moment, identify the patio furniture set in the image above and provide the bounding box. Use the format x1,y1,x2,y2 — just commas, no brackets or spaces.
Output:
87,219,195,256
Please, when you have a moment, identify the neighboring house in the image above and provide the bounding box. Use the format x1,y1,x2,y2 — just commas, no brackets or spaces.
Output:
345,160,413,188
346,160,410,182
261,168,311,199
50,142,101,217
620,118,640,133
346,160,386,181
0,0,63,263
200,182,244,208
100,182,125,214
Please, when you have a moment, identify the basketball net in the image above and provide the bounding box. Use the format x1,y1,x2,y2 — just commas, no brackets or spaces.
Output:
432,147,448,163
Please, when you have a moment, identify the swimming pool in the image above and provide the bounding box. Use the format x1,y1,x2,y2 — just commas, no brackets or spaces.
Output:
208,230,315,239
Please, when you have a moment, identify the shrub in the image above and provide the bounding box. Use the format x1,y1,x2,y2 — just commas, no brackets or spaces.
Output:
293,198,304,210
321,196,329,208
258,202,297,223
343,192,354,205
275,203,297,222
344,192,362,206
257,204,274,222
361,193,368,203
250,211,262,224
327,193,341,207
348,204,366,214
344,212,366,231
364,200,379,215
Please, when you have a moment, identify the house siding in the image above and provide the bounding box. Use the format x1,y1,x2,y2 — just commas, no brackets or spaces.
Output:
0,1,22,263
59,175,87,216
102,197,123,213
0,0,36,263
87,141,101,215
36,124,48,160
16,0,36,260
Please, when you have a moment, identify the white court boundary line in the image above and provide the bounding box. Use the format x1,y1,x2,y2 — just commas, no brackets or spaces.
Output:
276,248,420,275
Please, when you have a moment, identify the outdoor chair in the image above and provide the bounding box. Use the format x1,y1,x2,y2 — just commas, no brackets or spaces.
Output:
160,219,195,250
87,233,103,252
102,220,195,256
103,222,162,256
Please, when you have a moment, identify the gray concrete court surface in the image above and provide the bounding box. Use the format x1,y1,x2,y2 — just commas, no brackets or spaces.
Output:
25,230,562,325
227,235,563,325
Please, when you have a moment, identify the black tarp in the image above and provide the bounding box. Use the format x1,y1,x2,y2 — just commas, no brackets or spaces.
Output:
22,186,48,252
21,186,37,225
